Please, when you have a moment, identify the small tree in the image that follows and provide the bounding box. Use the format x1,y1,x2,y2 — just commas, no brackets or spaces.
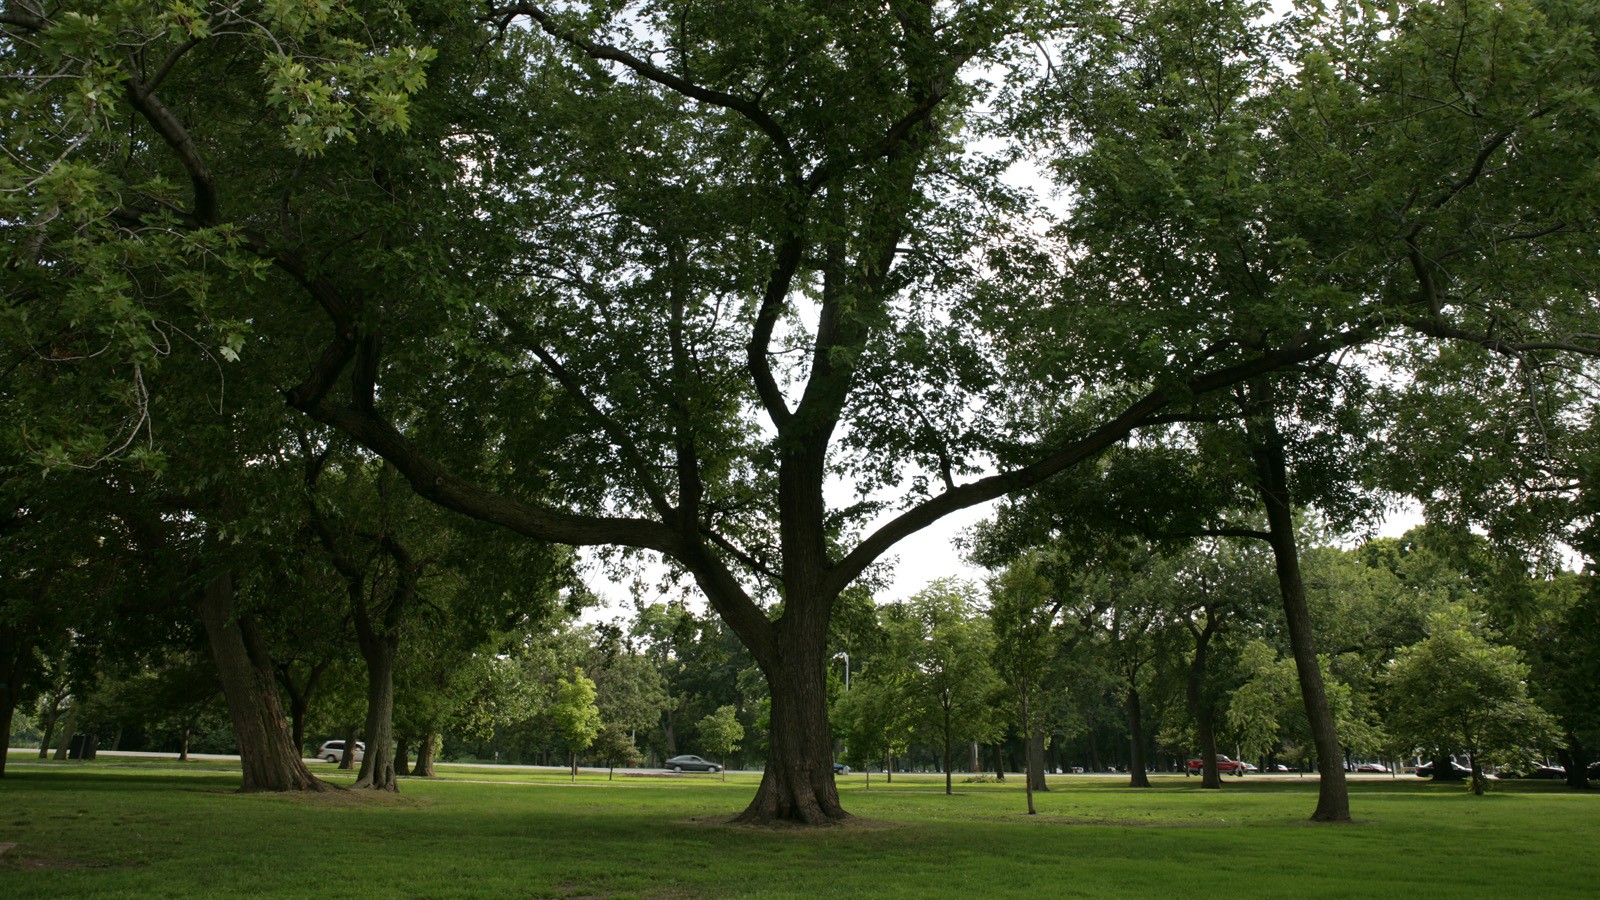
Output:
902,580,1004,796
697,705,744,782
551,668,601,783
1384,607,1560,795
592,723,642,780
833,672,916,791
989,561,1058,814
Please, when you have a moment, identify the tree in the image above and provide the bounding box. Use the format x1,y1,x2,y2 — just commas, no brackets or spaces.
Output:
551,667,601,783
698,705,745,783
9,0,1598,825
1384,607,1561,794
989,559,1059,813
831,671,915,790
592,723,642,780
899,580,1002,796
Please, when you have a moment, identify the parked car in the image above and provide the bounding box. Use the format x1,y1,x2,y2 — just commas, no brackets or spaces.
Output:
1268,764,1294,773
832,762,850,775
316,740,365,763
1185,755,1247,775
1354,762,1390,773
1589,761,1600,780
1500,765,1565,780
664,754,721,773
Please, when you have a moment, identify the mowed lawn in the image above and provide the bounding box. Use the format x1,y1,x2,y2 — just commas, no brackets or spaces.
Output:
2,755,1597,898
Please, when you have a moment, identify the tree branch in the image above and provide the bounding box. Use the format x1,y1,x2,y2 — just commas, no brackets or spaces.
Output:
500,3,801,181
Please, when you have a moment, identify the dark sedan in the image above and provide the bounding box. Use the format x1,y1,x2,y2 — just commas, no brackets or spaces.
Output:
664,755,721,773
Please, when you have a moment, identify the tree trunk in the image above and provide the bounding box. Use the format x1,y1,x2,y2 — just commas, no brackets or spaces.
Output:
1125,685,1150,787
1558,739,1590,790
0,623,27,778
353,631,399,791
1469,754,1488,796
37,688,66,760
52,703,77,760
1188,623,1223,790
992,743,1006,783
1248,407,1350,822
395,736,410,776
734,634,846,825
943,731,954,796
179,724,191,762
339,725,359,770
412,732,437,777
1430,750,1463,781
1027,727,1048,793
196,571,328,793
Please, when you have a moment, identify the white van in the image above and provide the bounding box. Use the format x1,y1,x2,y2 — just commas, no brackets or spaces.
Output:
316,740,365,763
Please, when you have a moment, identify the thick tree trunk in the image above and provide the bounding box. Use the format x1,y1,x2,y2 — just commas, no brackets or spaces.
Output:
968,740,980,773
733,636,846,825
353,631,399,791
993,743,1006,783
395,736,410,776
179,724,191,762
1248,408,1349,822
1125,685,1150,788
412,732,437,777
0,697,13,778
1558,739,1590,790
0,623,28,778
196,571,328,793
1188,623,1223,790
1430,750,1463,781
52,703,77,760
1027,727,1049,792
339,725,359,770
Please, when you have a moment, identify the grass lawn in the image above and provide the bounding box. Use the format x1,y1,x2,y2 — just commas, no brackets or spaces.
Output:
2,753,1597,898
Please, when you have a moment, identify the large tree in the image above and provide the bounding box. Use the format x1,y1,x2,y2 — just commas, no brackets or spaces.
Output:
8,0,1599,824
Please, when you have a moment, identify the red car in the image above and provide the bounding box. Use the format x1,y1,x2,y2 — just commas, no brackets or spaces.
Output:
1186,755,1247,775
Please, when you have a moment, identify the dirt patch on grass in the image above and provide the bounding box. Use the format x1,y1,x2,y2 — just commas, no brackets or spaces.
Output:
0,845,141,873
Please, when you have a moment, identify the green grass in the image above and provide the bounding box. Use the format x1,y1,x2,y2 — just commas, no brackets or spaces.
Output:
2,753,1597,898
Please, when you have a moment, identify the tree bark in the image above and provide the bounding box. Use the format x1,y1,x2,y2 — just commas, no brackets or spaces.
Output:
733,627,846,825
353,633,398,791
395,735,410,776
1027,727,1049,793
1558,739,1590,790
1187,614,1223,790
1125,685,1151,787
196,571,328,793
179,724,191,762
339,724,359,770
0,623,28,778
1247,404,1350,822
992,743,1006,783
52,703,77,760
412,732,438,777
